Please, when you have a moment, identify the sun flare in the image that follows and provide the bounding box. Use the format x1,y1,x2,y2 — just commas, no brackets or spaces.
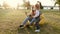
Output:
6,0,23,8
0,0,55,8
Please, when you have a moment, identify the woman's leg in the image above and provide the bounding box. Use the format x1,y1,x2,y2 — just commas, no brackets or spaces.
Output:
21,16,31,25
20,16,32,28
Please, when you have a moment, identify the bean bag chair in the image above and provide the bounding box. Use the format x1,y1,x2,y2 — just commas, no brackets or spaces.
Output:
39,14,45,25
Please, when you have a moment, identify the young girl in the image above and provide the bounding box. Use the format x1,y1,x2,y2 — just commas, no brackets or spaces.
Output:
33,4,41,32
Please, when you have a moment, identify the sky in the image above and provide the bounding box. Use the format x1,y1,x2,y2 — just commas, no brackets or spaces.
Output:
0,0,55,8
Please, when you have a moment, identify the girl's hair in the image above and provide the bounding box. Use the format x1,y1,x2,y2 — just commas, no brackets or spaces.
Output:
35,4,40,9
31,5,35,11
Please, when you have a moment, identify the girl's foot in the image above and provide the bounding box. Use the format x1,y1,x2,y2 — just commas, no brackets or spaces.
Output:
35,29,40,32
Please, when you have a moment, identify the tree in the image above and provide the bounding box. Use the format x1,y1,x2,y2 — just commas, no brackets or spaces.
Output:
23,0,31,9
54,0,60,11
0,5,1,7
0,4,2,9
17,3,20,9
3,1,10,9
25,1,31,9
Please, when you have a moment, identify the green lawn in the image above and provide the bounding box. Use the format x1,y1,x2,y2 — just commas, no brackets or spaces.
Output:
0,9,60,34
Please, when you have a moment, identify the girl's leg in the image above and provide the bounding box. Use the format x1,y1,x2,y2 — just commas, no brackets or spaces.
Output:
35,22,40,30
35,18,40,32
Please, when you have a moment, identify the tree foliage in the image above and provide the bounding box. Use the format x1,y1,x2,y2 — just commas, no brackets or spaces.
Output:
23,0,31,9
55,0,60,5
25,1,31,9
54,0,60,11
3,1,10,9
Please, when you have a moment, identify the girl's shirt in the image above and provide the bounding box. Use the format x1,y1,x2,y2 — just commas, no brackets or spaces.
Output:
33,10,40,18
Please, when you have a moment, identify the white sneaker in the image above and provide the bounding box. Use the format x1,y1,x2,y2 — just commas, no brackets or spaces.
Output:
35,29,40,32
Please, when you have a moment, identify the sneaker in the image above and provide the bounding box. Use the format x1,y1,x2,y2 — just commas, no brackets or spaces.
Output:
20,25,24,28
35,29,40,32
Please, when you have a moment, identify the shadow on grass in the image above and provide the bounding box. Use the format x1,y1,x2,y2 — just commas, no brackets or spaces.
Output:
17,23,51,34
17,22,60,34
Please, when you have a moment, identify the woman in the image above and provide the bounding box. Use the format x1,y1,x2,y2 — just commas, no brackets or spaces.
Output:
20,5,35,27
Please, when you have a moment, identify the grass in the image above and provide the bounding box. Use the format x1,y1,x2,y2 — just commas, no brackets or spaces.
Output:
0,9,60,34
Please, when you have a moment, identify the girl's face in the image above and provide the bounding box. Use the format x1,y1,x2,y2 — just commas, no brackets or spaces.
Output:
35,4,40,10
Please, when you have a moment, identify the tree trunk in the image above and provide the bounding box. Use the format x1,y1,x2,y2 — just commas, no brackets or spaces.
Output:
59,5,60,11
